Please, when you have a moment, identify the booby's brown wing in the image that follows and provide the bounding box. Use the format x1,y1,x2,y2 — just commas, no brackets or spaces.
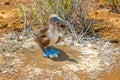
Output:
34,26,50,47
55,36,62,44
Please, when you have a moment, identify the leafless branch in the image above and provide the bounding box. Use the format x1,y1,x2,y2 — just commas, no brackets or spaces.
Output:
23,4,27,35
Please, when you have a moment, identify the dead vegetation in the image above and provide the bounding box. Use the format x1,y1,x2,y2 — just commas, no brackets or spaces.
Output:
18,0,95,42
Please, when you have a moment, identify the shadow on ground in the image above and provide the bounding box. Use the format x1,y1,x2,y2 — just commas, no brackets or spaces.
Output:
48,47,78,63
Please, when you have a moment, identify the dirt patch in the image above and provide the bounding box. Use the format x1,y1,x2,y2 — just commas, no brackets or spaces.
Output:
0,35,120,80
90,9,120,44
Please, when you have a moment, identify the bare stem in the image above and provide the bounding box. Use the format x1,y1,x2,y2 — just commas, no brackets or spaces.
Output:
23,5,27,35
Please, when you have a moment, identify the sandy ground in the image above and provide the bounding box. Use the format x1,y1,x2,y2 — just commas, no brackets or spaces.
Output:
0,35,120,80
0,0,120,80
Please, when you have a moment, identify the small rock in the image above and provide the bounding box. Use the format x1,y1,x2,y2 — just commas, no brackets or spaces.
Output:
4,2,10,5
17,36,24,41
87,43,93,48
110,39,119,43
2,69,8,74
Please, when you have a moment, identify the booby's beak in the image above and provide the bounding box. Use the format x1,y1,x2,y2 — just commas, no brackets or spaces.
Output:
53,16,69,27
49,14,67,26
53,16,64,23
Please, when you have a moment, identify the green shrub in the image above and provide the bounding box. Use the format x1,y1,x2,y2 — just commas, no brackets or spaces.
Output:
1,46,11,52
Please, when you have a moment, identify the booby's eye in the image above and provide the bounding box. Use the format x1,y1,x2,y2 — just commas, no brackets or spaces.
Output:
53,17,59,22
56,22,59,25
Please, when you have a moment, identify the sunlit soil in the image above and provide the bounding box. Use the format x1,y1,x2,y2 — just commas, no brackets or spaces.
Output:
0,35,120,80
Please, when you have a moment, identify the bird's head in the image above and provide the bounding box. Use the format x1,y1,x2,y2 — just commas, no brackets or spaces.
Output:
49,14,65,27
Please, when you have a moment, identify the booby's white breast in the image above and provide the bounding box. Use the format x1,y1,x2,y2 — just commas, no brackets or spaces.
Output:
49,29,59,45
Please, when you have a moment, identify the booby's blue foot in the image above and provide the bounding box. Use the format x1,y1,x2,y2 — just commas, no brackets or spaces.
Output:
44,48,55,58
44,48,51,57
44,46,60,58
49,49,60,54
50,45,60,54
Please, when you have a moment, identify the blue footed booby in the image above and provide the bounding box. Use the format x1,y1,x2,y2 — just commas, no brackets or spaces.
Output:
34,14,64,58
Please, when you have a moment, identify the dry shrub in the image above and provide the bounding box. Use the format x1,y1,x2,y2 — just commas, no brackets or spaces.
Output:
18,0,95,41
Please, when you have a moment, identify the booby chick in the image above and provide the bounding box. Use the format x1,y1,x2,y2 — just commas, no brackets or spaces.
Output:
34,14,64,58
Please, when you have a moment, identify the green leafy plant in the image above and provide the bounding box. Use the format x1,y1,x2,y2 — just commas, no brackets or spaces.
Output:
12,45,22,52
118,36,120,43
1,41,22,52
1,46,11,52
18,4,24,17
